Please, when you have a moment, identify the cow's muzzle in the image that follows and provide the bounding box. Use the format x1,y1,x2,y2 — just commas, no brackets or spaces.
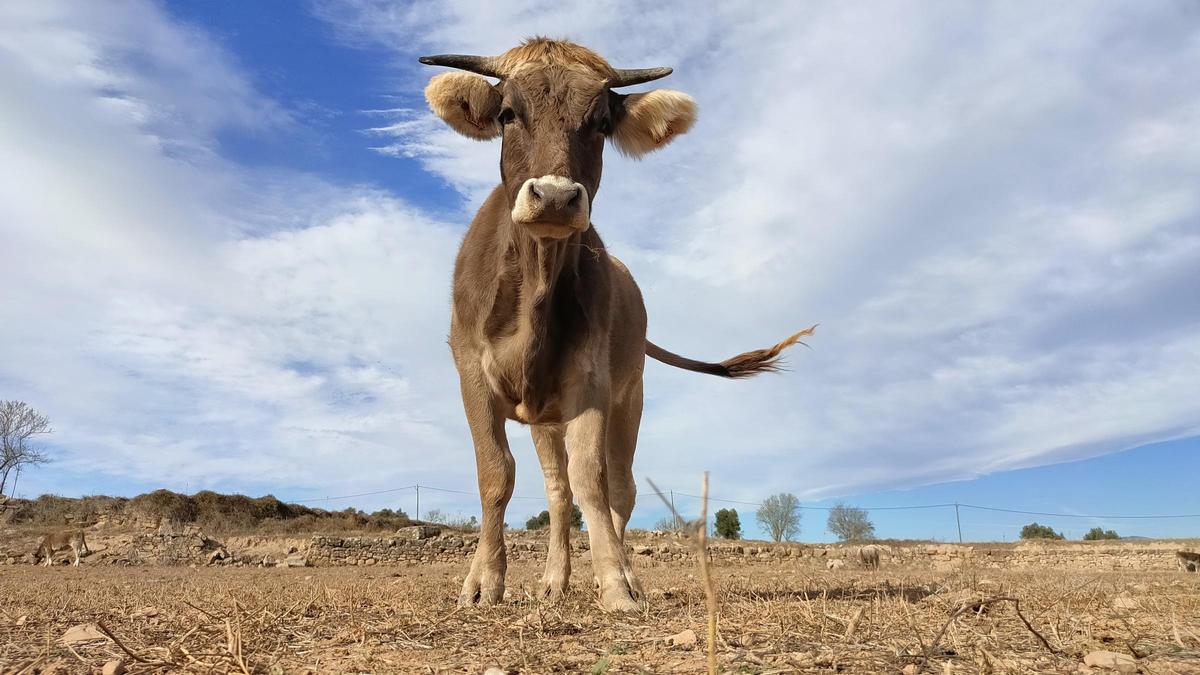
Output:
511,176,589,239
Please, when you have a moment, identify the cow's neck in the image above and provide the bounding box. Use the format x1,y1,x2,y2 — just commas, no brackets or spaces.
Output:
496,218,586,419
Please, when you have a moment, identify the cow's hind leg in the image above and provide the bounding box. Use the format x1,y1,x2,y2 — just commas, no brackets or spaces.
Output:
531,424,573,601
72,544,81,567
456,368,516,606
606,380,643,598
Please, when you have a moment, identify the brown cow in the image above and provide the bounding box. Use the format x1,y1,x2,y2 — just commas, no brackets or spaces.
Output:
421,38,814,612
35,530,88,567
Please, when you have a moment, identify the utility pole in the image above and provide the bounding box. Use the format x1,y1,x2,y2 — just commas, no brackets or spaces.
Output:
670,490,678,530
10,465,19,499
415,484,421,522
954,502,963,544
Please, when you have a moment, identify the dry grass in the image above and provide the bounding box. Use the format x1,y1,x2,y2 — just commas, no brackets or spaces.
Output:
2,560,1199,673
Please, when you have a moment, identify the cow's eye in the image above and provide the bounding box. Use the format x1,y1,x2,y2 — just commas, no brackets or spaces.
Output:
498,108,516,125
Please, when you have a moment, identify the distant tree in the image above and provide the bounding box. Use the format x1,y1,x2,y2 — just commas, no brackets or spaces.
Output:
714,508,742,539
1,401,52,497
756,493,802,542
653,515,681,532
1082,527,1120,541
1019,522,1064,540
424,509,479,530
526,504,583,531
827,503,876,541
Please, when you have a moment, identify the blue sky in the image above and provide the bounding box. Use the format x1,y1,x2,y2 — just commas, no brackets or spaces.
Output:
1,1,1198,542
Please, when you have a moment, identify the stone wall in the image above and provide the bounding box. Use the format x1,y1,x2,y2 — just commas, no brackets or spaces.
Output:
304,532,1195,572
4,524,1193,571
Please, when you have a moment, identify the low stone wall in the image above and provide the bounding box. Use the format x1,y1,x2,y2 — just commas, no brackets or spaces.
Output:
303,532,1196,571
4,524,1192,572
302,531,1196,571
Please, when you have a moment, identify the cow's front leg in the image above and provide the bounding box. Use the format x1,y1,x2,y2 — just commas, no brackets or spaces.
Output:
567,403,641,613
457,370,515,607
531,424,572,601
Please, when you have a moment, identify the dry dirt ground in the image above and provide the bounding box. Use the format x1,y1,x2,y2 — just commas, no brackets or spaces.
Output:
2,559,1199,674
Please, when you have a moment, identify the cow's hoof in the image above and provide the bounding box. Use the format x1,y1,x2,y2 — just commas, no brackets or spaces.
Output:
599,586,642,613
538,576,569,602
459,574,504,607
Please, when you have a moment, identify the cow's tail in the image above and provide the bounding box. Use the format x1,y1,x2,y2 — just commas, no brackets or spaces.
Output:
645,325,816,379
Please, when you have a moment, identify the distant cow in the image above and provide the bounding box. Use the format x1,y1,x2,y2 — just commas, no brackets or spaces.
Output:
858,544,883,570
1179,551,1200,573
35,530,88,567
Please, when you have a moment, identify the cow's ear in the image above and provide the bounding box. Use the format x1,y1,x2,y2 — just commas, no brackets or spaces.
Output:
610,90,697,157
425,73,502,140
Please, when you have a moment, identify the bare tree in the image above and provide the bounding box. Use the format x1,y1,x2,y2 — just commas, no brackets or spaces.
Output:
827,502,876,541
1,401,51,496
755,493,801,542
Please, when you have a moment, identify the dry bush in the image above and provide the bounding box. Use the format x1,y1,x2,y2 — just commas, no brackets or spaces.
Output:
6,490,414,535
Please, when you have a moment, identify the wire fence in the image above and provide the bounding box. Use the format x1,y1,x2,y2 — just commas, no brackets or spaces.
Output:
285,482,1200,541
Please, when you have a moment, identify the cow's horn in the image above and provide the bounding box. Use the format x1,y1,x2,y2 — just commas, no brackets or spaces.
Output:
608,67,673,88
418,54,503,78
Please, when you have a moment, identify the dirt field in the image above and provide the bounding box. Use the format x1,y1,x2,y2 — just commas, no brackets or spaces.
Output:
2,559,1198,674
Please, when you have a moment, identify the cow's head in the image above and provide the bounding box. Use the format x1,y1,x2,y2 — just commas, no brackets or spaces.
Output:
420,39,696,240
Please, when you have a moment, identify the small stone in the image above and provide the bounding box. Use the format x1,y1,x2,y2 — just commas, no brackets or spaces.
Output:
902,665,919,675
14,615,27,626
826,559,845,570
483,668,507,675
1111,597,1138,611
60,623,106,645
102,659,126,675
1083,650,1136,672
665,628,698,646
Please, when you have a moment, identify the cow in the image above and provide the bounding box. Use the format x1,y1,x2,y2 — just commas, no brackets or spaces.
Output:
35,530,88,567
420,38,815,612
1178,551,1200,573
857,544,883,570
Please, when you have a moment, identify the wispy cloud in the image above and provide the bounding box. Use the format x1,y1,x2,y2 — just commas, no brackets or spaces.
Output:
321,0,1200,502
0,0,1197,527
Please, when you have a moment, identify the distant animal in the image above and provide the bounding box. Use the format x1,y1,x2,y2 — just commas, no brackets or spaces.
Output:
420,38,815,612
35,530,88,567
858,544,883,570
1178,551,1200,573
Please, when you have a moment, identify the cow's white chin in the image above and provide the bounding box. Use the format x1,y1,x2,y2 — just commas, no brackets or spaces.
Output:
516,220,588,240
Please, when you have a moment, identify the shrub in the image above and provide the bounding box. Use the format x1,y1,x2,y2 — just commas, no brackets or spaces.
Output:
1082,527,1120,541
1019,522,1064,540
526,504,583,530
714,508,741,539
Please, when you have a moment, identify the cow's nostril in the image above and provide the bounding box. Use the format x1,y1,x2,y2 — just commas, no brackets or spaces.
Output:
568,187,582,206
530,184,543,200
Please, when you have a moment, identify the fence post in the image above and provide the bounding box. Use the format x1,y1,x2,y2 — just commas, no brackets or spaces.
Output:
955,502,963,544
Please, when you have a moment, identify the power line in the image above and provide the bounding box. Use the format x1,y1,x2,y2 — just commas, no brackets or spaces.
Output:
291,485,416,503
959,503,1200,520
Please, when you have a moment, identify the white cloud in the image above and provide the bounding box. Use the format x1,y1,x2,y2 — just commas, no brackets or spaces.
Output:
0,1,478,500
0,0,1197,531
320,0,1200,504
